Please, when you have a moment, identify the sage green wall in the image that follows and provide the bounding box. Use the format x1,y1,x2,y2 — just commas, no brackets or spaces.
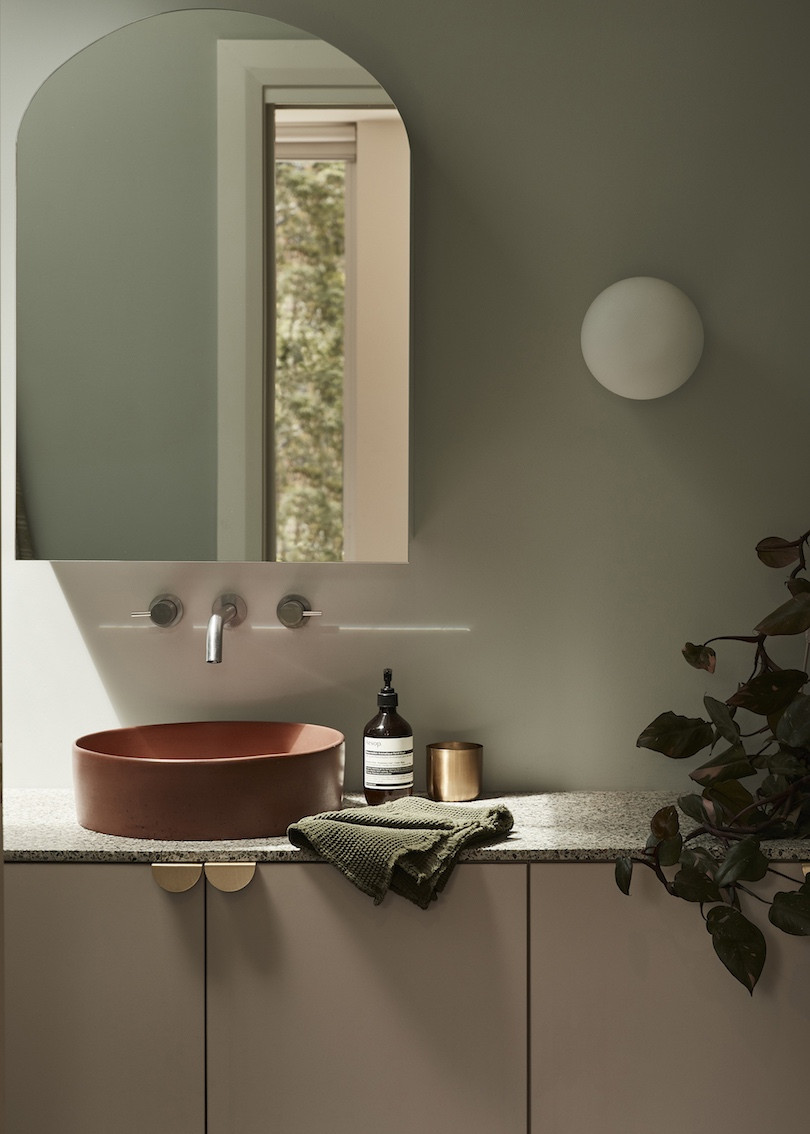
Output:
3,0,809,791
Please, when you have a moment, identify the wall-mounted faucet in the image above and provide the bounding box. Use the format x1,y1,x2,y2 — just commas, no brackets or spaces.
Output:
206,594,247,663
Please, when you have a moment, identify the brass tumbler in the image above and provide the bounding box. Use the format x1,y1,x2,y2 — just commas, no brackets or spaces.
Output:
426,741,483,802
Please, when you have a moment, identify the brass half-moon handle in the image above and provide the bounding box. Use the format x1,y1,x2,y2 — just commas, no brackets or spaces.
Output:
151,863,203,892
803,864,809,877
204,862,256,892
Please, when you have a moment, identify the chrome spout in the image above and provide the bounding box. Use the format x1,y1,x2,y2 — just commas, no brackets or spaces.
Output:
206,594,247,663
205,610,229,663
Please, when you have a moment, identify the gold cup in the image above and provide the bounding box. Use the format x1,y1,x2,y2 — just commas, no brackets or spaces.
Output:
426,741,483,802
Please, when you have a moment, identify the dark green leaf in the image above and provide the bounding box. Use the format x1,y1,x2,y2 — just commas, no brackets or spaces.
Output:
705,906,766,993
677,792,710,825
726,670,807,715
755,536,800,568
682,642,716,672
787,576,810,596
704,696,740,744
657,834,683,867
713,837,768,888
650,805,679,840
615,857,632,896
703,780,759,828
767,706,788,735
757,774,791,799
754,593,810,636
689,743,756,788
776,694,810,749
637,712,714,760
768,890,810,935
672,865,721,903
680,846,718,874
758,751,808,778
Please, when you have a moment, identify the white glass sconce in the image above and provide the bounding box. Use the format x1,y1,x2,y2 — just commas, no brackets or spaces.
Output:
581,276,704,400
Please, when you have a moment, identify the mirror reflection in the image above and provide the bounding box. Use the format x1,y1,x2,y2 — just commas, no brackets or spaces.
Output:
16,10,409,562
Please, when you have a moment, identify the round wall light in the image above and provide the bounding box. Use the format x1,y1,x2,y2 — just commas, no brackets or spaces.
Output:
581,276,704,400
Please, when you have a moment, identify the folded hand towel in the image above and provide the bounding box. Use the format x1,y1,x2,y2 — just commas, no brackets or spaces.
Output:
287,796,514,908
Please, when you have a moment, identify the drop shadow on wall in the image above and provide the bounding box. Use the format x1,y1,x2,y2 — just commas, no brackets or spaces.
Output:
47,559,479,792
46,559,418,719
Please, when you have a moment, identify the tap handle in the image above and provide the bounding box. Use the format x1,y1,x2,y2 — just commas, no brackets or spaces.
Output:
277,594,323,629
131,594,183,628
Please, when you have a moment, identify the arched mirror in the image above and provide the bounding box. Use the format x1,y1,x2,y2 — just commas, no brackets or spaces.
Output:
15,9,410,562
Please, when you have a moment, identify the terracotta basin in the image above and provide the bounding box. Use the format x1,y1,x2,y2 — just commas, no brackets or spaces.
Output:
73,721,345,840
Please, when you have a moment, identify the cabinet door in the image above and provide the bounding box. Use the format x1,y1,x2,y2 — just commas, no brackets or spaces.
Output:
4,863,205,1134
530,862,810,1134
207,862,527,1134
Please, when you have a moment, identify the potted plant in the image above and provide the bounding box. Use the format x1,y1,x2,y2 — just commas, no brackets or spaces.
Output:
618,526,810,992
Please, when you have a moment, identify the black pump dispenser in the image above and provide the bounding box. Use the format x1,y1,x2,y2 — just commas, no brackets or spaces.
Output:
363,667,414,805
377,668,398,709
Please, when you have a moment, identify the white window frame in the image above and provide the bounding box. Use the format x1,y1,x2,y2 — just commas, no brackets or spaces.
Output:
216,40,409,562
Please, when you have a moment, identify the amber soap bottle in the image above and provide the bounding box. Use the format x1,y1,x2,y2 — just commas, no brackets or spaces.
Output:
363,668,414,805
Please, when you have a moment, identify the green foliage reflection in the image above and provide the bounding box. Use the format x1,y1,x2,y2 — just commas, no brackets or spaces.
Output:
274,160,345,561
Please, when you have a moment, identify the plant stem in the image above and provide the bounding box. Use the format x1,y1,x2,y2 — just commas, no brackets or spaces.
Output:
789,529,810,576
680,773,810,844
736,884,771,905
703,635,763,647
635,854,674,892
766,865,804,885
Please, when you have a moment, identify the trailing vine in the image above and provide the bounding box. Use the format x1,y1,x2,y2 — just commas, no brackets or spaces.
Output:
618,527,810,992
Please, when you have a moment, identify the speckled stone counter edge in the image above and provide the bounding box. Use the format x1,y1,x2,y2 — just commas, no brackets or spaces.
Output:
6,788,810,865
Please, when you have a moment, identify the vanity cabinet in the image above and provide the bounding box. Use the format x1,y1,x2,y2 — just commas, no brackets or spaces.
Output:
206,862,527,1134
7,856,810,1134
4,862,527,1134
529,863,810,1134
3,863,205,1134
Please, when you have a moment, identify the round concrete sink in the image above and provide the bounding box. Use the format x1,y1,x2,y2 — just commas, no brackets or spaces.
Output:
73,721,345,840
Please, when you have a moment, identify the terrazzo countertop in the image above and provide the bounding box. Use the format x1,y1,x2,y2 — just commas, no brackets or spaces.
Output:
5,788,810,864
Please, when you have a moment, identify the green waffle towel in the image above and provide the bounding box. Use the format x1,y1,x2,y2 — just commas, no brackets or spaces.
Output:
287,797,514,908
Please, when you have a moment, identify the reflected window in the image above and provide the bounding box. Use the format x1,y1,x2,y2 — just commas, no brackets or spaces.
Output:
215,37,410,563
269,108,408,562
273,118,353,561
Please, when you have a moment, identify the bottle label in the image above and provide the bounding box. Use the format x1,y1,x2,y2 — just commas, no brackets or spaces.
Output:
364,735,414,790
